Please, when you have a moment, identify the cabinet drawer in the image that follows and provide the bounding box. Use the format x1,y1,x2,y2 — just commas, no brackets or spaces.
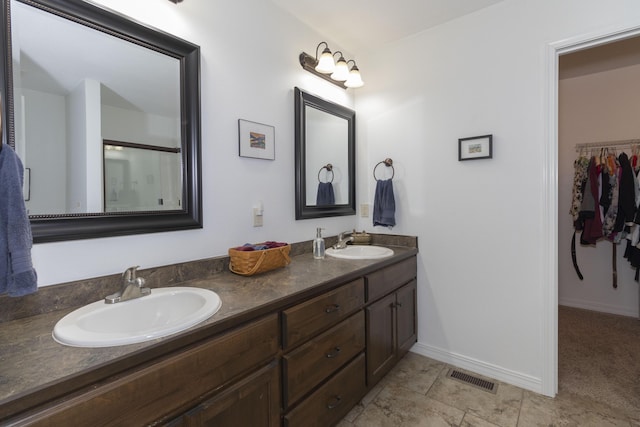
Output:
283,310,365,407
366,257,416,302
284,353,366,427
19,314,280,426
282,278,364,349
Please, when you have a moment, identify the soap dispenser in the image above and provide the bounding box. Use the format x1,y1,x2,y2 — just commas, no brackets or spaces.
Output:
313,227,325,259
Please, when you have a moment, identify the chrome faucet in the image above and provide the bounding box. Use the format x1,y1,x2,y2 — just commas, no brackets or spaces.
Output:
333,230,354,249
105,266,151,304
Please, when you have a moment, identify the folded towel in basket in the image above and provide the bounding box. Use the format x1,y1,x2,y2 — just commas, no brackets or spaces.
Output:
234,241,288,251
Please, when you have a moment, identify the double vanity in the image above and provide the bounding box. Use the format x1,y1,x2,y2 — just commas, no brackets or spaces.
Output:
0,236,417,426
0,2,416,425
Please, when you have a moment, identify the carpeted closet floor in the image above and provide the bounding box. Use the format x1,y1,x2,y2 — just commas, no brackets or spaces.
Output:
558,305,640,417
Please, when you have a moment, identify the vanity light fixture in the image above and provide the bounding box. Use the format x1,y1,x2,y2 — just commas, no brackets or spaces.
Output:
168,0,183,3
299,42,364,89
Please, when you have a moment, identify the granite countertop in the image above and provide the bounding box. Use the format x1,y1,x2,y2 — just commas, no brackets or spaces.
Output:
0,241,417,419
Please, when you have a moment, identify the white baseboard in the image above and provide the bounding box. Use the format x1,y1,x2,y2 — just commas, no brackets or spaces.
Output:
410,342,545,395
558,297,639,318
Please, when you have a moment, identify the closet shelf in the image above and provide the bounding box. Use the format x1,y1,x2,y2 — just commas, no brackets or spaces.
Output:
575,138,640,151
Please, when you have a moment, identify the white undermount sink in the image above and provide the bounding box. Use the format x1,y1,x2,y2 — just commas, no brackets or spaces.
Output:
52,287,222,348
325,245,394,260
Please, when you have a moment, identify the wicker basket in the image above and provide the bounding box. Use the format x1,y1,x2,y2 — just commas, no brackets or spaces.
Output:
228,244,291,276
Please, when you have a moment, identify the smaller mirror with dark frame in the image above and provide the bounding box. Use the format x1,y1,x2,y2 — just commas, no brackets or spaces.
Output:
294,87,356,219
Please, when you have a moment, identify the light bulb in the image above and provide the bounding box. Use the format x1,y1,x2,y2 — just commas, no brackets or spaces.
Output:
331,56,349,81
344,65,364,88
315,47,335,74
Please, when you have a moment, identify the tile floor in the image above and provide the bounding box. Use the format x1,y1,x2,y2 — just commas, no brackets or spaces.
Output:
337,352,640,427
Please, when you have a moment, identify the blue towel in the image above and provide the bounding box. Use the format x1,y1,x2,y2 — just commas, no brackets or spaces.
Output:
316,182,335,205
0,144,37,297
373,179,396,228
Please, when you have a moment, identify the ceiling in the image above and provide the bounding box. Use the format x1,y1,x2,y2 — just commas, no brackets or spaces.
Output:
270,0,505,52
273,0,640,81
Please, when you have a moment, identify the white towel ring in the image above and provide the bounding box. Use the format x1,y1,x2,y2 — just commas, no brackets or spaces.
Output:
373,158,394,181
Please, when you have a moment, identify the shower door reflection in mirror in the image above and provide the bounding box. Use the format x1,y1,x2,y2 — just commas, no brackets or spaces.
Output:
103,141,182,213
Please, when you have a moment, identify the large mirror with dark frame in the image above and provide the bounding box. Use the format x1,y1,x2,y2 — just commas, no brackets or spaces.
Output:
294,87,355,219
0,0,202,243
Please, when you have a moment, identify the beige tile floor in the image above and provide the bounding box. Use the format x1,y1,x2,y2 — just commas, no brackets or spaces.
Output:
337,352,640,427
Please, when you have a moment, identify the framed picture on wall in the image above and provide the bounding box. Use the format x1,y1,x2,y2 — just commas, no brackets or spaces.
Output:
458,134,493,161
238,119,275,160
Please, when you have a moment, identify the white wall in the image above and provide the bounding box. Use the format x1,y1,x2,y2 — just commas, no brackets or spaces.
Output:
31,0,356,287
85,79,103,213
66,80,89,213
558,64,640,317
354,0,640,395
102,104,180,148
23,89,67,215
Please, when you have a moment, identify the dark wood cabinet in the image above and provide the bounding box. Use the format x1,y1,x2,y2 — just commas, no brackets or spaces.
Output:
174,360,280,427
366,292,397,386
14,314,279,427
283,256,417,425
397,279,418,357
366,271,417,387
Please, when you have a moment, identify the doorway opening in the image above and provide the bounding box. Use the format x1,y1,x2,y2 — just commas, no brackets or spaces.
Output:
553,31,640,412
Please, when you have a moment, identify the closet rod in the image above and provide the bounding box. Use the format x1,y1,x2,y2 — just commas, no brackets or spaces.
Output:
575,138,640,151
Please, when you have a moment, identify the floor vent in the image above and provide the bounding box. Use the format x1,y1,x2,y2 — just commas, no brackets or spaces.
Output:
446,369,498,394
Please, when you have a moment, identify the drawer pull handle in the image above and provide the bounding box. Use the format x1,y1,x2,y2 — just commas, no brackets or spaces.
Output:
326,395,342,409
325,347,342,358
325,304,340,313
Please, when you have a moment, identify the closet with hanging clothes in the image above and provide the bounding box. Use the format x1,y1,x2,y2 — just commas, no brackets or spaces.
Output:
558,42,640,319
570,139,640,318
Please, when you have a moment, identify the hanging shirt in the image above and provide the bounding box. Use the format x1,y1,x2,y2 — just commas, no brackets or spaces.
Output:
580,157,603,245
570,156,590,224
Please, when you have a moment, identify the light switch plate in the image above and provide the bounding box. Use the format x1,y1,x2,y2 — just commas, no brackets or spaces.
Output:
360,204,369,218
253,208,263,227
